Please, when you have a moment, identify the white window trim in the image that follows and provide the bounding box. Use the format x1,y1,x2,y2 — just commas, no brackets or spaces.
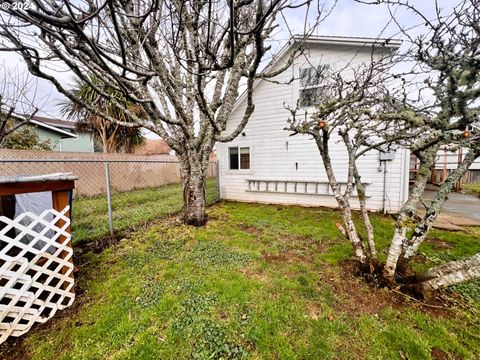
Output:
226,146,253,174
298,64,330,108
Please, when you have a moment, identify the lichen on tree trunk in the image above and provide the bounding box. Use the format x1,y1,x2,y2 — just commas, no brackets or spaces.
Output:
179,154,209,227
417,254,480,292
403,147,480,260
383,146,439,284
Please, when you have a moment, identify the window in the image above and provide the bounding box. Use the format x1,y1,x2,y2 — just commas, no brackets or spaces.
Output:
299,64,331,107
229,146,250,170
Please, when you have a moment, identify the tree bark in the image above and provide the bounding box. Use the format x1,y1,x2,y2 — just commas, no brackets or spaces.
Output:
383,146,439,284
314,131,368,266
179,154,209,227
417,253,480,291
402,147,480,259
354,166,377,261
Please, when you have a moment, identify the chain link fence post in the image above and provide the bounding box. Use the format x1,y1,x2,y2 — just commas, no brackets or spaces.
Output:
104,160,114,237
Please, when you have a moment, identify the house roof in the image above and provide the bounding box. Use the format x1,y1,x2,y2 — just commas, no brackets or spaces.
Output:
29,118,77,139
231,34,403,114
292,34,403,49
16,115,78,139
134,139,172,155
31,115,77,130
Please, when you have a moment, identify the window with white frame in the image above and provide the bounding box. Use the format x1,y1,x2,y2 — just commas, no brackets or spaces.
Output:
299,64,330,107
229,146,250,170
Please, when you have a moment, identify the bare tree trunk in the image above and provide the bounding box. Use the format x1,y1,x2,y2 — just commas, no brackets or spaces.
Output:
314,133,368,266
383,146,439,284
403,147,480,260
417,253,480,292
179,154,209,226
354,166,377,261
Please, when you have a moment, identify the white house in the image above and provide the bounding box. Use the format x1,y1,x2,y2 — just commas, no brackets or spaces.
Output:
217,35,411,213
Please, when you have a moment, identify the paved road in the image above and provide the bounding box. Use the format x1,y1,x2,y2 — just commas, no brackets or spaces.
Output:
422,190,480,222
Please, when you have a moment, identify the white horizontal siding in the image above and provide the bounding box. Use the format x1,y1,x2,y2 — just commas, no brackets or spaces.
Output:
218,43,409,212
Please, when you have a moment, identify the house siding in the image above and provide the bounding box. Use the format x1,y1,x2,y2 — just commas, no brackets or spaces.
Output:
33,126,94,152
60,133,95,152
217,43,409,212
35,127,63,150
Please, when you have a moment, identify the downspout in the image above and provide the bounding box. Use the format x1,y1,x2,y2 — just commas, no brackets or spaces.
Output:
382,160,388,214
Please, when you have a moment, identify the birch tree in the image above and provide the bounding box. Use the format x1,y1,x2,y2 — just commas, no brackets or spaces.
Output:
291,0,480,294
287,55,420,272
372,0,480,290
0,0,316,225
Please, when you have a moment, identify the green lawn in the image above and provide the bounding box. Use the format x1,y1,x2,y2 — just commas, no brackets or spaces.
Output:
2,202,480,359
463,183,480,198
72,178,218,245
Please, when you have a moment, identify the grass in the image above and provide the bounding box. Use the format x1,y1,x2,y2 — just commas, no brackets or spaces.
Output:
3,202,480,359
72,178,218,245
463,183,480,198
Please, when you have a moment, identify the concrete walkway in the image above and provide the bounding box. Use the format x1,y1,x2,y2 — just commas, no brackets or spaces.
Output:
418,189,480,231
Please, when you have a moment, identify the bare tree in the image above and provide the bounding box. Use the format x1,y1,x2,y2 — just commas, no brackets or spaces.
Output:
291,0,480,294
0,0,319,225
370,0,480,290
0,65,39,146
287,54,420,272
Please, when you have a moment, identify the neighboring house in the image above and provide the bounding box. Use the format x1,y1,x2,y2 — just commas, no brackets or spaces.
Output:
29,116,95,152
134,139,174,155
217,35,410,213
431,147,480,184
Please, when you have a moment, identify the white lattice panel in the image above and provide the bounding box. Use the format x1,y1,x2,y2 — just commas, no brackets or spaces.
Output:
0,206,75,344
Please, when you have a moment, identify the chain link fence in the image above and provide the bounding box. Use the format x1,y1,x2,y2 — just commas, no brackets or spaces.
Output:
0,158,219,246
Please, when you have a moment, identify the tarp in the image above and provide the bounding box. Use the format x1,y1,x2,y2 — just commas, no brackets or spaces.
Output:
14,191,56,253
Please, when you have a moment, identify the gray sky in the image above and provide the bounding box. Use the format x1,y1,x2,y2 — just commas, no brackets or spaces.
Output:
0,0,461,121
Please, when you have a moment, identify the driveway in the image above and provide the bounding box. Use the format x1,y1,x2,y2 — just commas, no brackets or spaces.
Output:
419,188,480,230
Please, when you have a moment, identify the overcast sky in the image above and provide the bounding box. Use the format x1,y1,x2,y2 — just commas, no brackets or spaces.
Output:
0,0,461,122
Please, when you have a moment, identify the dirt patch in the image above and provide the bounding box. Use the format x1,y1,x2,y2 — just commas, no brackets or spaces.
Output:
430,347,450,360
410,254,428,264
320,260,455,319
0,337,30,360
261,250,314,264
239,267,268,282
426,238,453,249
277,233,314,242
237,223,263,236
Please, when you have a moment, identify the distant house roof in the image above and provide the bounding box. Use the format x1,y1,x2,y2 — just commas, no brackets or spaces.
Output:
292,34,403,49
134,139,173,155
23,115,78,139
31,115,77,130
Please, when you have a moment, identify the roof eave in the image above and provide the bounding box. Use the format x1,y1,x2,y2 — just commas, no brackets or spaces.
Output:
29,119,78,138
293,34,403,49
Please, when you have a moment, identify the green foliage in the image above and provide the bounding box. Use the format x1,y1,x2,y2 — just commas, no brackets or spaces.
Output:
451,281,480,303
463,183,480,198
5,203,480,360
186,241,251,267
60,75,145,153
2,126,51,150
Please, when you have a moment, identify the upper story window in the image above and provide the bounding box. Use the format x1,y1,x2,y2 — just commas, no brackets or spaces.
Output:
299,64,330,107
229,146,250,170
